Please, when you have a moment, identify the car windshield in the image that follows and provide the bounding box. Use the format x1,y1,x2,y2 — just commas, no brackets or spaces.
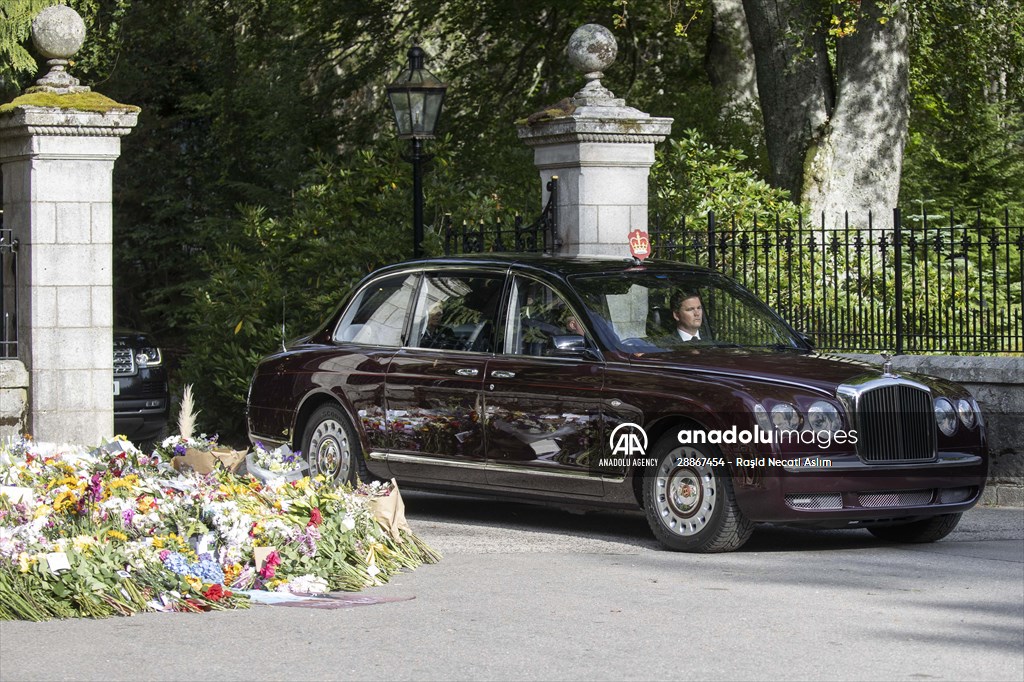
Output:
570,270,803,353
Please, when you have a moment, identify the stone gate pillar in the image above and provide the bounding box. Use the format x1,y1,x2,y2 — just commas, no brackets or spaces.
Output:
0,6,138,444
516,24,673,256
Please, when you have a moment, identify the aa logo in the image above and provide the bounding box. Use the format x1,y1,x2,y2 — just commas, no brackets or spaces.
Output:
609,422,648,457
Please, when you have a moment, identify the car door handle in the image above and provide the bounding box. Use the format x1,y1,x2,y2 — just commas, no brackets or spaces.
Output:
455,368,479,377
491,370,516,379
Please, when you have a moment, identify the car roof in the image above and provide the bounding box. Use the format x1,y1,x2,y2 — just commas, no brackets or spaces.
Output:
376,253,719,278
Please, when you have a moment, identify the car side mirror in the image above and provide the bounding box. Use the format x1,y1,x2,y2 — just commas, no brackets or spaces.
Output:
799,333,815,350
552,334,586,350
546,335,600,361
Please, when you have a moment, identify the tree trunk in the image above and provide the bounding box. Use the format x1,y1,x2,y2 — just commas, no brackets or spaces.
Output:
705,0,759,118
802,2,910,227
742,0,833,198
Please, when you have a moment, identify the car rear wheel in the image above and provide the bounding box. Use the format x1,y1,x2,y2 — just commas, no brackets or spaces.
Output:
642,436,754,552
867,513,962,543
301,404,368,485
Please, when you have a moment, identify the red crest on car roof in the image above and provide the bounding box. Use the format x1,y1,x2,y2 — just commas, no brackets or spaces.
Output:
628,229,650,261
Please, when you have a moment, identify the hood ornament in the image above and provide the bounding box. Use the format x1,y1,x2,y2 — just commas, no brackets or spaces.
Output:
880,353,895,377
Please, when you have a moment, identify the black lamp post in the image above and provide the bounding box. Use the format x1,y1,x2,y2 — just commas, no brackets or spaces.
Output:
386,44,448,258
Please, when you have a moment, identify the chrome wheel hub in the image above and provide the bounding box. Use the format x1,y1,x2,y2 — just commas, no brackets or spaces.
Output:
310,419,351,482
655,448,717,536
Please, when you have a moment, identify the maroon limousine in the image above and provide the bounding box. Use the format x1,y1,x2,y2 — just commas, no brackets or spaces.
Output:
246,255,987,552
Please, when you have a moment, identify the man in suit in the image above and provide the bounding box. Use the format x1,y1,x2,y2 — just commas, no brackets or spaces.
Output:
670,290,703,342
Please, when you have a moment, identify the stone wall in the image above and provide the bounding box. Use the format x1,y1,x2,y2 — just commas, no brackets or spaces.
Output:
0,359,28,440
844,355,1023,507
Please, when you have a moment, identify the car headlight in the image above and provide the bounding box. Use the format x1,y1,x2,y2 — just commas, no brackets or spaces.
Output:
934,397,957,436
135,347,163,367
806,401,842,433
770,403,801,430
753,404,772,431
956,398,977,429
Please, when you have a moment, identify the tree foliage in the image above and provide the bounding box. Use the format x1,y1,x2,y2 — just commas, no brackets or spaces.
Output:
900,0,1024,214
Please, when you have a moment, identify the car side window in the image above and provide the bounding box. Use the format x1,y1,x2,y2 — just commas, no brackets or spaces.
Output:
334,273,418,346
410,273,503,352
506,277,589,356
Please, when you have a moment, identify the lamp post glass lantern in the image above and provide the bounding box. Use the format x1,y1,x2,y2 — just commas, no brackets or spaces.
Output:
387,45,447,258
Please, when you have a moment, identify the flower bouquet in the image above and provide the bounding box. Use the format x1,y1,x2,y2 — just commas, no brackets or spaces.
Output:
156,385,246,475
245,442,307,484
0,432,441,621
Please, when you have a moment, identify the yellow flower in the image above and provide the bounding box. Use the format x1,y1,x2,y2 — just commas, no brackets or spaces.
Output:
72,535,96,553
33,504,52,519
223,563,242,585
106,529,128,542
185,576,203,592
53,490,78,513
108,475,139,491
218,482,248,497
45,475,79,491
17,552,32,573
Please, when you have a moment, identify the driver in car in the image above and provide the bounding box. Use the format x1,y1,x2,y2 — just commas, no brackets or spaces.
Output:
670,290,703,342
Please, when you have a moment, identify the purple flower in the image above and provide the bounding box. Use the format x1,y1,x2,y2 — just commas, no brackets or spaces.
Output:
173,444,187,456
288,525,321,557
89,473,103,501
122,508,135,527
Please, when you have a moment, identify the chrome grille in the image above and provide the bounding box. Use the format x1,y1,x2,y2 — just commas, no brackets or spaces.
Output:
113,347,135,376
858,489,934,508
856,384,936,462
785,493,843,510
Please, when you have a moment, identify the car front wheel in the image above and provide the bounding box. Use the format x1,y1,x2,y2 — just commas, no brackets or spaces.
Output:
301,404,367,485
642,437,754,553
867,513,962,544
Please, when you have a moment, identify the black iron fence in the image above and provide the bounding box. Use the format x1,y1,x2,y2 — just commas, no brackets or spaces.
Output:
1,214,17,359
650,209,1023,354
442,177,560,256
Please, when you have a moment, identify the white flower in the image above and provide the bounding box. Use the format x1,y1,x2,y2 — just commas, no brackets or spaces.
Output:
277,574,329,594
342,516,356,531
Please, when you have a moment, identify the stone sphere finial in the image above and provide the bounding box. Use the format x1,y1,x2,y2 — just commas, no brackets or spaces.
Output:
28,5,90,94
568,24,617,77
567,24,618,104
32,5,86,59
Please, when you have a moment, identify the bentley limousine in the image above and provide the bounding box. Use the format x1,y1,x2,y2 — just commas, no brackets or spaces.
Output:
246,255,987,552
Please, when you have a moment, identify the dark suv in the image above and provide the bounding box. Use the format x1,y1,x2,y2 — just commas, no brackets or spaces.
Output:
113,329,169,443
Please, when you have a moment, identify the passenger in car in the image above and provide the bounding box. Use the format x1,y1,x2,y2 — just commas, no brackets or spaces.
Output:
417,302,453,349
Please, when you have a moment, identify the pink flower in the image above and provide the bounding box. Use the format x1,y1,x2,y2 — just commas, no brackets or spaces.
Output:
159,549,170,561
308,508,323,527
258,550,281,580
